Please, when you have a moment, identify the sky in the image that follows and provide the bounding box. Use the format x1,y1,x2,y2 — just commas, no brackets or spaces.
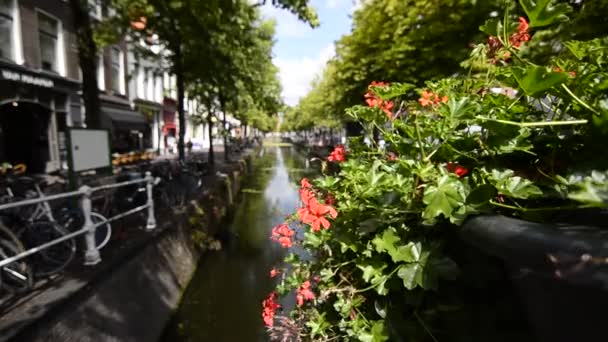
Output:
260,0,357,106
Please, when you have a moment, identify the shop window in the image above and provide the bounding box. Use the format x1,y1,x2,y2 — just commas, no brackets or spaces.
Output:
0,0,13,61
38,12,59,72
111,47,124,94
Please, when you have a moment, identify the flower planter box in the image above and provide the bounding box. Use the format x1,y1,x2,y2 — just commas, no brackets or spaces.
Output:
460,215,608,342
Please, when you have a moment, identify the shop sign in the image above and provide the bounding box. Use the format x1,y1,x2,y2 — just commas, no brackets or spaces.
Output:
1,69,54,88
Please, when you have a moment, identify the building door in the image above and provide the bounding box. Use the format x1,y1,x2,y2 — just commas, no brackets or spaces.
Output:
0,102,51,173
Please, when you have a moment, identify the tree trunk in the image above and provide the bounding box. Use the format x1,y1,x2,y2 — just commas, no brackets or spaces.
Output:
174,43,186,161
219,94,228,162
69,0,100,129
207,116,214,165
206,99,215,166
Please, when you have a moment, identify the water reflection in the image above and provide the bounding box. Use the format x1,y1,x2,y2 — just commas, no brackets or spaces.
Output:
162,146,313,342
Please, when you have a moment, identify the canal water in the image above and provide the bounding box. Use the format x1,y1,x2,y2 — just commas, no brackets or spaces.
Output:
162,146,314,342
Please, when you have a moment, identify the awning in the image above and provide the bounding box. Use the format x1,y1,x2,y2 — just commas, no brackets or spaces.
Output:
102,107,149,131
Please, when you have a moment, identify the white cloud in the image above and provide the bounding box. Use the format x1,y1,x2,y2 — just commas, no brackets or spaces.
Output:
275,44,335,106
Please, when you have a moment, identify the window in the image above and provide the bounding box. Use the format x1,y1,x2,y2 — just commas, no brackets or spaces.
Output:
96,55,105,90
143,67,149,98
0,0,13,61
111,47,123,93
38,12,59,72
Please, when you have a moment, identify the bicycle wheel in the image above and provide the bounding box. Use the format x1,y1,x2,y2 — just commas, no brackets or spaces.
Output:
20,221,76,277
0,223,33,293
57,209,112,250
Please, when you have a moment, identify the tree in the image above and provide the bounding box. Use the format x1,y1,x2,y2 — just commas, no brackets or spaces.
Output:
69,0,101,129
106,0,315,162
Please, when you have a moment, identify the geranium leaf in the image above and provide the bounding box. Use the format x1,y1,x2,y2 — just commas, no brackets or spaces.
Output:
372,82,415,101
397,263,424,290
479,18,503,37
357,264,387,283
372,228,400,255
422,175,468,221
489,169,543,199
519,0,571,28
511,66,568,97
358,321,389,342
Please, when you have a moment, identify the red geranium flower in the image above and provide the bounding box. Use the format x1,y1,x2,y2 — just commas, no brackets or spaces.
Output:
298,197,338,232
262,291,281,327
387,152,398,161
509,17,531,48
300,187,315,206
300,178,312,189
328,145,346,163
418,90,448,107
296,280,315,307
271,224,296,248
365,82,394,119
446,162,469,177
270,268,280,278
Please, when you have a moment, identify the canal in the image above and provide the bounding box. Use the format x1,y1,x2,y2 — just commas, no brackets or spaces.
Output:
162,145,314,341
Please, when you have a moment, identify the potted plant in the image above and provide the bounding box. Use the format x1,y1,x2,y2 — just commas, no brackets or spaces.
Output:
263,1,608,341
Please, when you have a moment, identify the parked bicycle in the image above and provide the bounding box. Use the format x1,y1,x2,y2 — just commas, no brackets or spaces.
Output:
0,174,76,278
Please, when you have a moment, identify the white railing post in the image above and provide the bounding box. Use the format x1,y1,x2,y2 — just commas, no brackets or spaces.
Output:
145,171,156,230
80,185,101,265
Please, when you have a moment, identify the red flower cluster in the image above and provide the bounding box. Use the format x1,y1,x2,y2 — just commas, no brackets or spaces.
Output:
271,224,296,248
270,268,280,278
298,197,338,232
509,17,531,48
328,145,346,163
296,281,315,307
262,291,281,327
387,152,398,161
418,90,448,107
487,17,531,64
447,162,469,177
297,178,338,232
364,81,395,119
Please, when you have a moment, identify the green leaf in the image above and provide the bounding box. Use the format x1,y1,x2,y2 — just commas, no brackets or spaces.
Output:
567,171,608,206
372,229,421,263
371,82,415,101
511,66,569,97
357,264,387,283
422,175,468,222
304,230,324,248
358,321,389,342
306,312,331,338
519,0,571,28
488,169,543,199
397,263,424,290
479,18,503,37
371,228,400,254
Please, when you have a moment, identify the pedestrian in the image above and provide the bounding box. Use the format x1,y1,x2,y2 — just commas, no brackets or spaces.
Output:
186,140,193,153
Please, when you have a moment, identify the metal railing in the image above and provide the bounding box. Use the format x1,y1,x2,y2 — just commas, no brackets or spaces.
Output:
0,171,157,268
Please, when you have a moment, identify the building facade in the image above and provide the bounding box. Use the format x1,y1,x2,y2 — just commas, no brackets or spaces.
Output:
0,0,82,173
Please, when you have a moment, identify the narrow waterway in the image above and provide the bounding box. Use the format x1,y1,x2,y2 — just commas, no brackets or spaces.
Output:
162,146,314,342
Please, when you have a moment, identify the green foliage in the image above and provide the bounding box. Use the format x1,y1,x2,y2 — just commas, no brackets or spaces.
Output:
268,1,608,341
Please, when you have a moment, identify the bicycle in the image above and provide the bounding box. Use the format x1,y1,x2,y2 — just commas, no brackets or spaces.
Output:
0,223,33,294
0,175,76,278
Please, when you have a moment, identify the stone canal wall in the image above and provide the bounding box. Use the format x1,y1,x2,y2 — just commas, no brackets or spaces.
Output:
8,151,258,342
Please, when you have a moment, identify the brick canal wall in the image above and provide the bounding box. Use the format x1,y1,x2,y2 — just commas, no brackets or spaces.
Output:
6,150,258,342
